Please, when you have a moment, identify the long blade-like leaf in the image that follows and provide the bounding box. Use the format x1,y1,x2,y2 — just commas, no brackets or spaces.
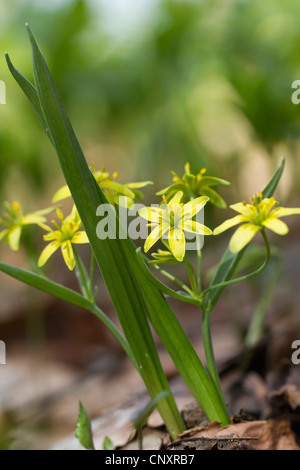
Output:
204,158,285,313
6,26,231,428
20,24,184,437
0,261,137,366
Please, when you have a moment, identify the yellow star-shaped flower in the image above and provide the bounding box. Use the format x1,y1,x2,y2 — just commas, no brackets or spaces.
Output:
0,201,55,251
214,192,300,253
139,191,212,262
53,167,153,209
38,206,89,270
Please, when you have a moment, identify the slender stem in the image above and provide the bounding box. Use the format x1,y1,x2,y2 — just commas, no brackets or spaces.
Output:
151,263,194,297
89,251,96,300
201,231,271,303
89,303,139,371
184,254,198,295
245,253,282,348
196,235,202,293
73,248,91,301
136,249,201,305
202,308,229,421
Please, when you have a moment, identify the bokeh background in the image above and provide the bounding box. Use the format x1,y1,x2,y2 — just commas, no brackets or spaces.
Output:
0,0,300,449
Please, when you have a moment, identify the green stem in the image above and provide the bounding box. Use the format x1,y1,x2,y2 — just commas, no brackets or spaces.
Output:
184,254,198,295
136,249,201,306
196,235,202,293
202,308,229,420
89,251,96,299
151,262,194,297
88,303,139,371
73,248,92,301
245,253,282,348
201,231,271,303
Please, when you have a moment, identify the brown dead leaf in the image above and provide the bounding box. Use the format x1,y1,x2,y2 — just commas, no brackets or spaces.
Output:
269,385,300,411
170,416,299,450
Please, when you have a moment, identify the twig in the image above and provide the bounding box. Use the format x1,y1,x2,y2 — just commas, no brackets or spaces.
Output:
166,435,259,448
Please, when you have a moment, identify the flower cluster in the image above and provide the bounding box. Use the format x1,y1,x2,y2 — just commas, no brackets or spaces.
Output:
1,162,300,270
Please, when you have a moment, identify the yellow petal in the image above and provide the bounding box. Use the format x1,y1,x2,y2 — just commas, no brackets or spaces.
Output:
38,241,60,267
271,207,300,218
100,181,135,198
126,181,153,189
139,207,162,223
262,218,289,235
72,231,89,244
21,214,46,225
168,228,185,262
52,185,71,203
213,215,245,235
8,226,22,251
230,202,256,217
144,225,161,252
229,224,261,253
168,191,183,207
183,220,212,235
61,241,75,270
0,229,9,241
183,196,209,218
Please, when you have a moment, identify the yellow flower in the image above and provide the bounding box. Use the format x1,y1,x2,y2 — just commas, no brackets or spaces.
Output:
214,192,300,253
157,162,230,208
53,167,153,209
139,191,212,262
0,201,55,251
38,206,89,270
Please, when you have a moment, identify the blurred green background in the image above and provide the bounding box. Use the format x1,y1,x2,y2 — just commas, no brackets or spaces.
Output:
1,0,300,209
1,0,300,449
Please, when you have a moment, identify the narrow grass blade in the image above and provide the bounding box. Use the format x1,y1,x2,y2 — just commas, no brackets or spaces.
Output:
5,52,51,141
6,26,232,429
0,261,137,366
20,24,184,438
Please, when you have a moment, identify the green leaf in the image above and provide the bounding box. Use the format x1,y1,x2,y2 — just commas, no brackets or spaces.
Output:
75,401,95,450
5,52,52,142
6,25,231,431
203,157,285,313
0,261,137,367
16,24,184,438
134,391,170,431
102,436,115,450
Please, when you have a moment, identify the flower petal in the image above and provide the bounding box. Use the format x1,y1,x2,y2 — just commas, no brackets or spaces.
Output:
230,202,256,216
139,207,162,223
8,226,22,251
183,220,212,235
271,207,300,218
168,191,183,207
72,231,89,244
61,241,75,270
38,241,60,267
100,181,134,198
168,228,185,262
22,214,47,225
229,224,261,253
213,215,245,235
184,196,209,218
52,185,71,203
144,225,161,252
262,218,289,235
0,229,9,241
200,187,227,209
126,181,153,189
197,176,230,188
156,183,185,196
